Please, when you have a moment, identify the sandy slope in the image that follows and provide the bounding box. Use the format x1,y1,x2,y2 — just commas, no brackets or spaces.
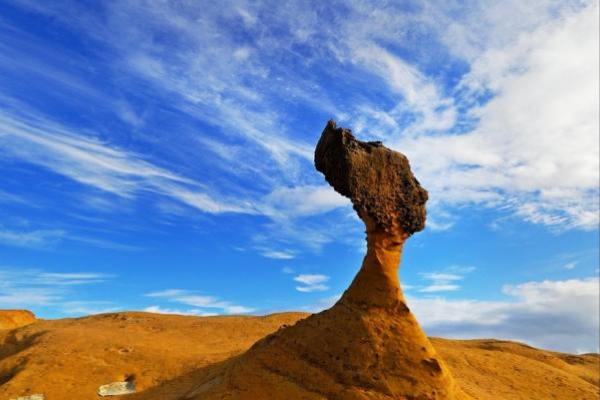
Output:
0,312,597,400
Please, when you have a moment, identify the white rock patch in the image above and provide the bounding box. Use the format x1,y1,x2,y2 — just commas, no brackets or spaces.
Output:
98,381,136,396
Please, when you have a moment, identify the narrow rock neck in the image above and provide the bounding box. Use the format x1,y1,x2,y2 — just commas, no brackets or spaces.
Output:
340,213,410,309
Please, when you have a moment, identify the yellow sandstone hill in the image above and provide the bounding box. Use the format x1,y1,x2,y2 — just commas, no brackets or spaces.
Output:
0,310,36,331
0,311,597,399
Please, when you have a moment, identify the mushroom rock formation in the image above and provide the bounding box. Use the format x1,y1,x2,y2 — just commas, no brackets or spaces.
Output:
190,121,470,400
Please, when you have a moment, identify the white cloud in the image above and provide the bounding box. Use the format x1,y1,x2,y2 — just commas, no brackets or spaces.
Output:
396,3,599,230
296,284,329,293
144,289,186,299
0,268,113,288
351,45,456,135
0,100,350,257
420,273,463,282
60,301,120,316
0,226,66,249
294,274,330,293
418,266,474,293
104,1,315,174
224,305,256,314
251,207,363,257
259,250,296,260
425,216,455,232
232,47,251,62
408,277,600,353
0,288,60,307
563,262,577,271
0,191,32,206
294,274,329,285
144,289,255,314
419,284,461,293
36,272,112,285
0,223,144,251
144,305,217,317
302,293,342,312
176,295,229,308
0,267,115,311
61,234,146,252
262,185,350,219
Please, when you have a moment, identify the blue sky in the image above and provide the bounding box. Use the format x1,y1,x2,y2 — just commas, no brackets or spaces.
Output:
0,1,598,353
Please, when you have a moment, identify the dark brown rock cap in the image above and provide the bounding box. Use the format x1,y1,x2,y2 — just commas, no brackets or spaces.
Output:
315,120,428,234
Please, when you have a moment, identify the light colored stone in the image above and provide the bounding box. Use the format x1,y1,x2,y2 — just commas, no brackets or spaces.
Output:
98,381,136,396
10,395,45,400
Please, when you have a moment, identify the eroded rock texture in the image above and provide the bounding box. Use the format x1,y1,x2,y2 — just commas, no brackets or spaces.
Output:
188,121,470,400
315,120,428,233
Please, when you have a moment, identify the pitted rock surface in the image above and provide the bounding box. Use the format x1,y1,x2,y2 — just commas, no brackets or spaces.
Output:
315,120,428,233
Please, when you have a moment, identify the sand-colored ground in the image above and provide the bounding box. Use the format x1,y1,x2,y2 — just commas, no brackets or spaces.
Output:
0,311,597,399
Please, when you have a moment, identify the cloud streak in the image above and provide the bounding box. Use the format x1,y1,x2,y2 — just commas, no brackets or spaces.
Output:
294,274,330,293
0,106,257,215
418,266,474,293
0,267,116,313
145,289,255,314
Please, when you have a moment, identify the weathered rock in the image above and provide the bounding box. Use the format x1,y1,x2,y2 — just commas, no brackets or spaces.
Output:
0,310,36,330
98,381,136,396
10,395,45,400
186,121,469,399
315,120,428,233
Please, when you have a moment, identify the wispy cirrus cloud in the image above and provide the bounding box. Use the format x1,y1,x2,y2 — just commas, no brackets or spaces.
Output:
0,101,354,255
261,185,350,219
0,222,145,251
0,106,257,215
563,262,578,271
418,266,475,293
36,272,113,286
294,274,330,293
60,301,120,315
301,293,342,313
3,0,597,239
144,289,255,314
258,249,296,260
143,305,217,317
0,268,112,287
0,287,60,308
0,226,66,249
0,267,116,313
126,0,598,231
